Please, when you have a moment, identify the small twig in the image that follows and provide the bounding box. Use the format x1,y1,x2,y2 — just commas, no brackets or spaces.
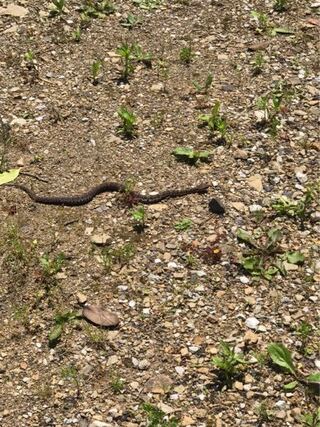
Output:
19,172,49,183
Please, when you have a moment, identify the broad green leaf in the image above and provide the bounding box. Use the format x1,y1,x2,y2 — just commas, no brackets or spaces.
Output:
263,266,279,280
306,372,320,383
273,27,295,35
0,168,20,185
285,251,305,265
48,324,63,343
266,227,282,247
267,343,296,375
236,228,257,247
242,256,263,273
283,380,298,391
172,147,211,163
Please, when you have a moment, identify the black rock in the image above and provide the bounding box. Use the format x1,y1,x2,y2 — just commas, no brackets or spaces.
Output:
209,198,225,215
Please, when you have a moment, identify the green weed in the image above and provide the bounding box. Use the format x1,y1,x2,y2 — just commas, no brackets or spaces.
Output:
212,341,248,387
117,106,137,138
49,0,66,17
172,147,211,165
133,0,162,10
131,205,146,232
80,0,115,18
237,227,305,280
91,59,102,84
179,45,194,64
142,403,179,427
174,218,192,232
61,364,81,397
198,101,228,142
0,117,11,173
192,72,213,93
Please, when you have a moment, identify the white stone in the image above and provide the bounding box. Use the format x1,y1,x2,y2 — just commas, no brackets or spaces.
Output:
245,317,260,329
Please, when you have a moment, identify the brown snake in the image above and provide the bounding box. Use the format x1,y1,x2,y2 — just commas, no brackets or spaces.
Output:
6,181,210,206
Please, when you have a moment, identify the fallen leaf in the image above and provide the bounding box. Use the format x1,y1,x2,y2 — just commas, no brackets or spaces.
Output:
306,18,320,26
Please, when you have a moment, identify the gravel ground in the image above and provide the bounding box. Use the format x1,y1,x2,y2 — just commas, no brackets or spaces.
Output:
0,1,319,426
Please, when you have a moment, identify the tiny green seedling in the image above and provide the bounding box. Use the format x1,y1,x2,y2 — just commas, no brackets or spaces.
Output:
131,205,146,232
49,311,79,346
133,0,162,10
99,242,135,272
72,27,81,42
49,0,66,17
116,43,151,81
179,45,194,64
39,252,65,278
192,72,213,93
254,401,274,423
267,342,320,393
121,13,140,29
198,101,228,142
175,218,192,232
24,50,35,62
252,52,265,75
91,59,102,85
110,374,125,393
61,364,81,397
117,106,137,138
79,0,115,18
295,321,314,355
301,409,320,427
212,341,248,388
172,147,211,165
251,10,271,34
142,403,179,427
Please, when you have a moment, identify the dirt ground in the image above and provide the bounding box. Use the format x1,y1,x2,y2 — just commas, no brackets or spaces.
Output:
0,1,319,426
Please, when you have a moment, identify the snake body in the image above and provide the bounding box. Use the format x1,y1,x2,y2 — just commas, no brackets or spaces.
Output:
7,182,209,206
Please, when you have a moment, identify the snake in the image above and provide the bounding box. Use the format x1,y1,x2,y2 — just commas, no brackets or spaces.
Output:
5,181,211,207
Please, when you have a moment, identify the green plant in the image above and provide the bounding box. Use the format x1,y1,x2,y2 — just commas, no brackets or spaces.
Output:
172,147,211,165
251,10,271,34
131,205,146,232
273,0,288,12
254,401,274,423
237,227,305,280
272,181,319,227
61,364,81,397
13,305,30,329
295,321,314,355
39,252,65,277
91,59,102,84
121,13,140,29
49,311,79,346
192,72,213,93
80,0,115,18
252,52,265,75
175,218,192,231
116,43,151,81
198,101,228,142
0,117,12,173
110,374,125,393
100,242,135,272
133,0,162,10
49,0,66,17
179,45,194,64
24,50,35,62
212,341,248,387
72,27,81,42
267,343,320,392
142,403,179,427
301,408,320,427
117,106,137,138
